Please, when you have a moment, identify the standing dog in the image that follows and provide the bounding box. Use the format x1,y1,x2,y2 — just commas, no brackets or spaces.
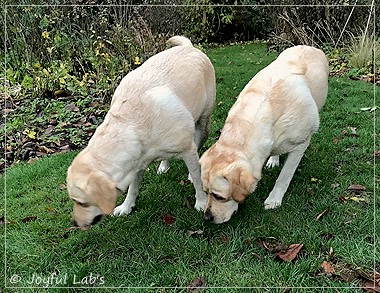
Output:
199,45,328,224
67,36,215,230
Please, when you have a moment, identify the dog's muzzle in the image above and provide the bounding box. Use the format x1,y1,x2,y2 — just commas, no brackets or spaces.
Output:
204,209,214,222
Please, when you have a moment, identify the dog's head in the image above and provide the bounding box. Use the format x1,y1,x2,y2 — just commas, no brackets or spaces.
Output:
199,145,259,224
67,155,118,230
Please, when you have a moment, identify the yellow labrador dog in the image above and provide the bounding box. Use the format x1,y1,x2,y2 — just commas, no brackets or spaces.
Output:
199,45,328,224
67,36,215,230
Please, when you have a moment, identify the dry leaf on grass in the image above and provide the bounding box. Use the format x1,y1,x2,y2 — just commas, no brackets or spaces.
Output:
187,277,207,292
22,216,37,223
361,271,380,292
316,208,329,221
65,226,81,231
47,207,57,214
220,235,229,244
348,184,366,192
363,280,380,293
257,237,287,252
320,261,335,277
275,243,304,262
162,213,176,225
179,179,192,186
187,230,204,237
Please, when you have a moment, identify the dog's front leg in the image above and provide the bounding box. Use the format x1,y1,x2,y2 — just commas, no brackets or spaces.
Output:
182,143,207,211
264,139,310,210
113,170,144,216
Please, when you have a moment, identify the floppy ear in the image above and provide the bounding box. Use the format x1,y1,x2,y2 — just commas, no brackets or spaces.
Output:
88,172,117,214
224,167,255,203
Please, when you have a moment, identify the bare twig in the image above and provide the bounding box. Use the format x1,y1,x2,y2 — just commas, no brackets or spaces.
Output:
362,0,375,46
335,0,358,49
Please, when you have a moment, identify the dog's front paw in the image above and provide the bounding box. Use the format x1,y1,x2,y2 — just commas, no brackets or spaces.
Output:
194,198,207,211
264,197,282,210
265,155,280,169
113,204,132,216
157,160,170,174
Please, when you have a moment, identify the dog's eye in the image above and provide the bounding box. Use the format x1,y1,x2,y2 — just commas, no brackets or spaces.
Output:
79,202,90,208
74,200,90,208
211,192,227,202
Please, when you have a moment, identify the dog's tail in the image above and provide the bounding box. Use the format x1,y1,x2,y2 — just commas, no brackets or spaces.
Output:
166,36,193,47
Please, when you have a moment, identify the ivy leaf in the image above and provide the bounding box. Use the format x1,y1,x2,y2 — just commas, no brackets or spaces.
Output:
21,74,33,89
23,129,36,139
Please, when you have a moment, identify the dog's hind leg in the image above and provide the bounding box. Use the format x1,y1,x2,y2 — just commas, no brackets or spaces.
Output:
188,114,212,183
181,142,207,211
113,170,144,216
194,115,211,151
264,139,310,210
266,155,280,168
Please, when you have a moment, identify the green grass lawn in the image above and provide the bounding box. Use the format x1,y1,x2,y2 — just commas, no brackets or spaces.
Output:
1,43,378,291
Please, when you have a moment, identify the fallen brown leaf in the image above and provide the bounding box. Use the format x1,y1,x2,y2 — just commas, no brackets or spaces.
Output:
338,195,346,203
321,261,335,277
362,271,380,292
59,145,70,151
356,268,380,282
47,207,57,214
363,279,380,293
339,129,348,138
316,208,329,221
257,237,287,252
275,243,304,262
187,277,207,292
38,145,54,154
348,184,366,192
162,213,176,225
320,233,335,240
187,230,204,237
251,252,264,260
220,235,229,243
22,216,37,223
179,179,192,186
65,226,81,231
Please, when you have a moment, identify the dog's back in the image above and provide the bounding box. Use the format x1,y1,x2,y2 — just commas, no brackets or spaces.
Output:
277,45,328,111
111,37,215,123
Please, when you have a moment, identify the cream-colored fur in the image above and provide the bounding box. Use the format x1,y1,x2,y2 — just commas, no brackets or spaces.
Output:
67,36,215,230
200,45,328,224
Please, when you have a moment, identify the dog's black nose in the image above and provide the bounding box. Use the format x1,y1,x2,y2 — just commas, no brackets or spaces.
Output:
91,214,103,225
72,219,78,227
204,209,214,222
